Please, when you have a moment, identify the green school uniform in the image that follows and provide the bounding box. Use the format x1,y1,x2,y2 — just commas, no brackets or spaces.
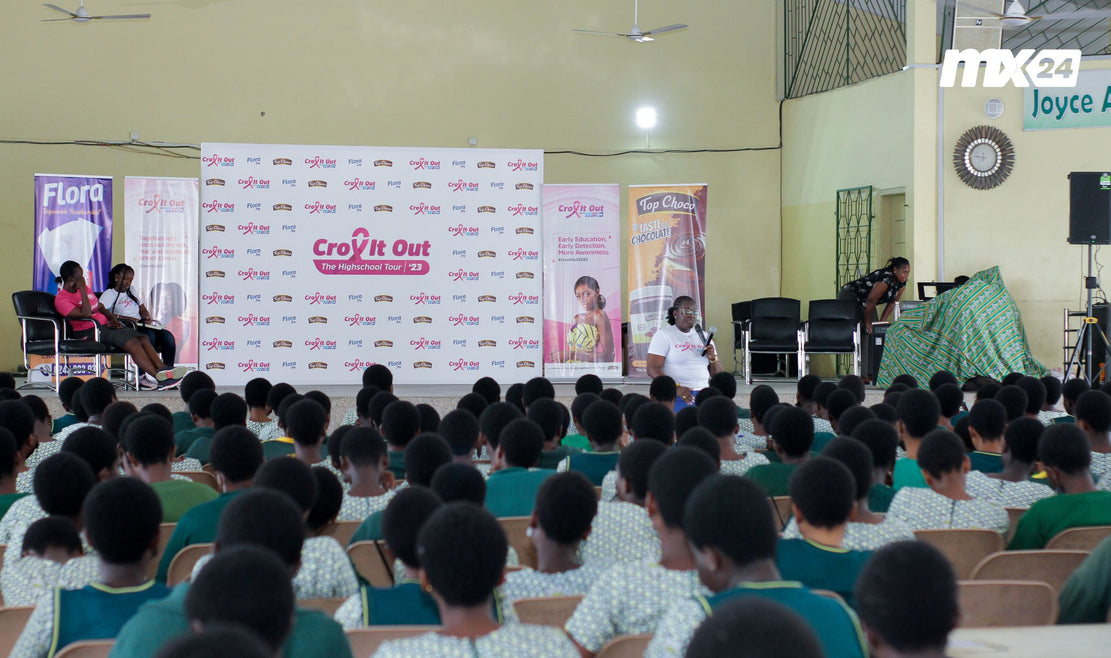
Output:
775,538,873,609
387,450,407,479
155,490,246,583
0,492,29,522
262,438,296,460
171,411,194,434
485,467,555,518
51,414,79,435
359,580,511,626
1008,490,1111,550
53,580,171,655
969,450,1004,474
1052,415,1076,424
350,511,385,545
184,434,216,465
893,457,928,490
176,426,214,459
810,431,836,454
561,434,593,452
538,445,581,470
150,479,218,523
868,484,896,514
566,452,619,486
744,463,798,497
1058,534,1111,623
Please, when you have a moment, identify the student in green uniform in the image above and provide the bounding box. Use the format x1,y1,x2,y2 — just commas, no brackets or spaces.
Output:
1016,376,1047,421
0,428,28,520
558,400,623,485
795,374,821,416
0,401,39,484
286,399,329,466
994,385,1028,424
257,382,297,442
51,377,84,435
745,406,814,495
893,389,941,490
455,392,488,427
156,426,263,582
1073,390,1111,477
644,474,867,658
934,383,966,431
259,393,305,460
172,372,215,434
1054,378,1090,425
748,385,780,441
967,399,1006,473
11,477,171,657
854,541,959,658
529,398,580,469
173,389,217,457
649,375,678,412
380,398,420,479
110,489,353,658
122,415,217,522
184,393,248,465
61,426,121,484
1009,424,1111,550
479,401,525,465
562,393,598,452
485,419,554,518
778,458,874,607
825,389,859,437
851,419,900,513
439,409,484,470
1058,535,1111,623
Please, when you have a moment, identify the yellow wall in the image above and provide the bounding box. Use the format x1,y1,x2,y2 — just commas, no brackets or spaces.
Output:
0,1,782,373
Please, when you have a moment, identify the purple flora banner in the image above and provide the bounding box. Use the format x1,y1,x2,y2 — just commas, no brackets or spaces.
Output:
33,174,114,293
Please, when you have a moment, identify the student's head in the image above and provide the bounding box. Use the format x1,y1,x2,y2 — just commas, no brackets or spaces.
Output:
22,395,50,439
365,392,398,429
649,375,677,404
430,463,486,505
852,418,900,473
417,503,507,607
505,382,526,411
696,396,739,440
684,475,778,592
678,427,721,465
796,374,821,406
0,428,18,481
882,391,903,410
526,398,564,443
62,426,119,480
708,372,737,400
933,384,964,419
836,405,875,438
354,387,382,424
154,625,273,658
122,414,175,467
967,399,1006,443
952,415,974,452
1041,375,1062,408
139,403,173,425
58,376,84,411
1074,390,1111,434
1002,417,1043,466
478,402,524,451
570,392,599,428
855,541,958,655
1015,376,1047,416
1062,378,1091,413
416,404,440,433
383,487,443,568
22,516,82,563
71,391,87,422
599,387,624,406
574,374,603,396
439,409,480,457
216,489,305,568
928,370,959,391
619,393,650,430
284,399,327,447
84,476,162,565
521,377,555,408
885,383,909,396
185,546,294,654
35,453,95,519
821,437,875,502
617,439,668,503
275,394,305,430
472,376,500,403
838,374,866,404
892,374,919,389
749,385,780,426
210,393,248,431
362,364,393,391
326,425,352,469
77,377,116,418
632,402,674,445
265,382,297,420
0,400,35,454
534,472,597,546
209,426,264,485
179,371,216,406
916,430,969,480
244,377,272,409
497,418,545,468
975,382,1003,402
674,405,700,438
685,597,824,658
869,402,898,425
254,457,318,513
455,392,488,420
993,385,1028,423
1038,424,1092,483
405,433,453,486
187,389,218,422
647,446,718,530
381,400,421,448
340,426,388,471
812,381,837,414
896,389,941,440
825,388,859,426
581,400,623,449
789,457,855,529
768,405,815,457
303,390,332,418
306,467,343,534
99,401,137,441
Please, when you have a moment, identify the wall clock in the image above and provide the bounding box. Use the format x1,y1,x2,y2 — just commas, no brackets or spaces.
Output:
953,125,1014,190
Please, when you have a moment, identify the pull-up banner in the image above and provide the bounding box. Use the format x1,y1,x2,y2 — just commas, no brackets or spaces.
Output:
199,143,543,386
626,184,709,378
33,174,113,294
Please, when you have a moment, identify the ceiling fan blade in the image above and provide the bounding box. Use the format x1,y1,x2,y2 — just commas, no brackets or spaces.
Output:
573,29,624,36
95,13,152,19
1029,10,1111,21
642,23,688,36
41,17,77,21
42,3,76,17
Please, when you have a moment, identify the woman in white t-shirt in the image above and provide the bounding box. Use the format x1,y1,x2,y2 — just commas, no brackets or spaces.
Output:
99,263,178,368
646,295,722,409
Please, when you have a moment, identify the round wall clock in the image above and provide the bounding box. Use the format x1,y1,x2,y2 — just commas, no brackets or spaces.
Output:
953,125,1014,190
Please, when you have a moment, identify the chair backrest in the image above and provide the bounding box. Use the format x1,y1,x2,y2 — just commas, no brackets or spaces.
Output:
805,299,860,348
323,520,361,547
300,598,347,616
514,595,584,628
347,540,396,588
731,301,751,323
166,543,214,586
1046,525,1111,551
748,298,800,345
53,640,115,658
597,634,653,658
345,626,440,655
146,522,177,579
957,580,1057,628
769,496,793,531
917,281,958,301
913,529,1004,580
12,290,62,343
499,516,539,569
0,606,36,657
1004,507,1025,542
970,550,1091,594
175,470,220,492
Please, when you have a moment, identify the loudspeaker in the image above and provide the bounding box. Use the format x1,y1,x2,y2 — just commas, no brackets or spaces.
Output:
1086,303,1111,382
1069,172,1111,245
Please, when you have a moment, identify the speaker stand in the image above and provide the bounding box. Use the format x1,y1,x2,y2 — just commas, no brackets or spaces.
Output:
1064,243,1111,383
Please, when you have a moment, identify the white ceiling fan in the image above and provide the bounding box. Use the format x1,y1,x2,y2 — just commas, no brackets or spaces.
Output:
961,1,1111,29
573,0,687,43
42,1,151,23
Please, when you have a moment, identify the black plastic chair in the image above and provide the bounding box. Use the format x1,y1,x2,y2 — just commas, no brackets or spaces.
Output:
800,299,861,377
12,290,106,390
743,297,802,384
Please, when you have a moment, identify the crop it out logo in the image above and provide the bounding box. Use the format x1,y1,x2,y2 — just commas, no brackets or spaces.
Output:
238,360,271,373
410,158,441,170
305,292,337,305
305,156,337,168
346,314,376,326
305,338,338,351
939,48,1081,88
202,154,235,167
345,178,375,191
448,224,479,237
507,159,539,172
345,359,374,372
410,293,442,305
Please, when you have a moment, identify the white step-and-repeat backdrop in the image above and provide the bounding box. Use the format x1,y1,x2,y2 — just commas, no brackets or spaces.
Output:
199,143,543,385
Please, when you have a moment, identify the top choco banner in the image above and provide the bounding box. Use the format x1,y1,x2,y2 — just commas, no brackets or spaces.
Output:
626,184,708,378
198,143,544,386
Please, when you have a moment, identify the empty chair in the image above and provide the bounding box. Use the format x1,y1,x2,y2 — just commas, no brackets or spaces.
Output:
957,580,1057,628
742,297,802,384
345,626,441,656
913,529,1004,580
146,522,177,580
800,299,861,377
1046,526,1111,551
323,520,361,547
597,634,653,658
499,516,538,569
53,640,115,658
347,540,395,588
970,550,1091,594
514,596,584,628
166,543,214,586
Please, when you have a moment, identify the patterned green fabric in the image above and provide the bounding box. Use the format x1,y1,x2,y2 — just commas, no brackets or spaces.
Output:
878,267,1049,387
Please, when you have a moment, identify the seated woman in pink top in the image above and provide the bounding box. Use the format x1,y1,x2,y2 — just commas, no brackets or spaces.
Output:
53,260,187,389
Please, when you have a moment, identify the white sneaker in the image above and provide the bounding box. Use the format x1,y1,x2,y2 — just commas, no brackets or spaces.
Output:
139,375,159,391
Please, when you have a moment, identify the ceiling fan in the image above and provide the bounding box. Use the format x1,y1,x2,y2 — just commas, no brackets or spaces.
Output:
960,1,1111,29
42,1,150,23
573,0,687,43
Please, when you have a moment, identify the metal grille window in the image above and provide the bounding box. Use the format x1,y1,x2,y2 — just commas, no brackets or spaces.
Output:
836,186,873,294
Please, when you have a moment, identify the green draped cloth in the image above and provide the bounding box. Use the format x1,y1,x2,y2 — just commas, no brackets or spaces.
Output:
877,267,1049,387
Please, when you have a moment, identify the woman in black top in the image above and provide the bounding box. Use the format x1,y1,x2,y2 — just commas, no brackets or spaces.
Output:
839,257,910,332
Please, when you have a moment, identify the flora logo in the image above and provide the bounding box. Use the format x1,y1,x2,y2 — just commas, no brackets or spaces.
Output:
448,224,479,237
305,338,338,351
939,48,1081,88
345,314,376,326
507,158,539,172
202,200,235,213
411,337,443,350
410,293,442,305
306,292,337,305
305,156,337,168
239,223,270,235
202,154,235,167
410,158,441,170
345,178,375,191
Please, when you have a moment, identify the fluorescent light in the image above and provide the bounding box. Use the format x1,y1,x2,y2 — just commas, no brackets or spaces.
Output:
636,107,657,129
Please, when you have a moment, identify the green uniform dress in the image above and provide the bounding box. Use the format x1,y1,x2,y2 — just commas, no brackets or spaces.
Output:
262,438,296,460
173,426,213,457
775,538,874,609
386,450,406,479
484,467,555,518
744,462,798,497
170,411,194,434
538,445,581,470
1058,535,1111,623
155,490,246,583
50,581,171,655
563,452,619,486
868,484,896,513
561,434,593,452
969,450,1004,474
184,433,218,465
893,457,928,490
150,479,218,523
1008,490,1111,550
349,511,386,545
0,492,30,522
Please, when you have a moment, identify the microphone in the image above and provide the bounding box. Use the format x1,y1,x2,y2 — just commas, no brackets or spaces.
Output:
697,324,717,356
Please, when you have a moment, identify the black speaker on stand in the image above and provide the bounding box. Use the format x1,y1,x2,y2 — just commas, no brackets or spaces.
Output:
1064,172,1111,383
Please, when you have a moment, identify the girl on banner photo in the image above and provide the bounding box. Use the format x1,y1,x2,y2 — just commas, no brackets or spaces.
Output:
150,281,196,365
647,295,722,410
555,275,615,363
99,263,178,369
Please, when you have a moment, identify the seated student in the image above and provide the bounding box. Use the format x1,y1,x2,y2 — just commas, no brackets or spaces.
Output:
380,399,421,479
565,448,717,656
581,440,665,566
258,393,304,458
1039,375,1065,416
739,385,780,451
855,541,958,658
599,402,674,501
812,381,838,422
50,377,117,444
557,401,624,485
439,408,485,473
649,374,678,412
335,426,394,522
966,399,1007,473
795,374,821,416
416,404,440,434
886,430,1009,535
347,433,453,545
122,415,217,522
1,517,83,606
619,393,650,442
528,398,579,470
836,406,877,442
267,398,328,464
851,419,900,513
1073,390,1111,480
172,372,216,434
685,597,825,658
965,417,1053,508
257,382,297,441
485,419,554,518
303,390,333,435
51,377,83,435
744,405,812,495
156,625,273,658
474,375,502,402
776,458,874,606
1054,378,1090,425
184,393,248,465
12,478,171,657
111,489,353,658
994,385,1029,424
502,472,600,602
374,503,576,657
698,397,770,477
156,426,262,583
243,376,275,438
1009,424,1111,549
1016,376,1047,420
562,393,598,452
933,383,965,431
892,389,942,490
824,388,859,439
173,389,217,457
456,391,489,424
1058,534,1111,623
0,428,28,521
343,385,380,429
645,475,867,658
307,466,343,538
